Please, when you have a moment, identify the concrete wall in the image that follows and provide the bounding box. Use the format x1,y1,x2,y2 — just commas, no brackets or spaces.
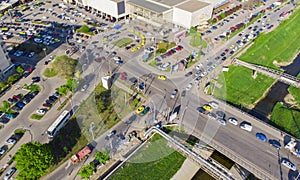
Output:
86,0,126,18
191,5,213,26
172,8,192,28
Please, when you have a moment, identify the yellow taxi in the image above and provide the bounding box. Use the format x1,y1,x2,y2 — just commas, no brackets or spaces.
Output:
135,106,145,114
203,104,212,112
230,44,235,49
131,47,137,52
157,75,166,80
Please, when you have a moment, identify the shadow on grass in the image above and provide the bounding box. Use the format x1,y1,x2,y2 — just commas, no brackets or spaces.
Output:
48,118,88,164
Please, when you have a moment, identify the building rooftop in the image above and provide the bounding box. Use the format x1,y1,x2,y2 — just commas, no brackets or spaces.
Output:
150,0,186,7
128,0,171,13
175,0,210,12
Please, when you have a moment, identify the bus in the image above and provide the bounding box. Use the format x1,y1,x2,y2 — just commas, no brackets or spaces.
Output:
47,110,71,139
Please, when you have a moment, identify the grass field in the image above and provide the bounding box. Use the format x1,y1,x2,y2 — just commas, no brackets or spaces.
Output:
288,73,300,108
111,134,186,180
213,65,275,108
270,102,300,138
190,32,202,47
112,38,133,48
239,9,300,69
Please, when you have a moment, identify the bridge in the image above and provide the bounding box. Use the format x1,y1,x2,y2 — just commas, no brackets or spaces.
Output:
233,59,300,88
144,126,234,180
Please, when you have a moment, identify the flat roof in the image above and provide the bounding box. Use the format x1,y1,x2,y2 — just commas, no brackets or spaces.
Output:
128,0,170,13
0,0,19,11
150,0,185,7
175,0,210,13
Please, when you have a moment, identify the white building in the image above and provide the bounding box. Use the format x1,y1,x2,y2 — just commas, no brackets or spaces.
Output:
0,39,14,81
69,0,225,28
173,0,213,28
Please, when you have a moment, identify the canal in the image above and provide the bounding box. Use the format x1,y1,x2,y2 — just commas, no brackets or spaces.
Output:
249,53,300,121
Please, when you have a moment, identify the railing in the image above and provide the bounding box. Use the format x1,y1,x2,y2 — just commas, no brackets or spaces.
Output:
144,127,234,180
234,59,300,87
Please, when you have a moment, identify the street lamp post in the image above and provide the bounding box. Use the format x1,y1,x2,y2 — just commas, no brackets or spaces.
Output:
89,122,95,140
43,48,47,57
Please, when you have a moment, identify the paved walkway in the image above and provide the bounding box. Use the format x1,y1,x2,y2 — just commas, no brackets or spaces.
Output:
171,158,200,180
0,131,31,178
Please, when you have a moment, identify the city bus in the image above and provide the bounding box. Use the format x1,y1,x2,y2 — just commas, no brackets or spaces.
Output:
47,110,71,139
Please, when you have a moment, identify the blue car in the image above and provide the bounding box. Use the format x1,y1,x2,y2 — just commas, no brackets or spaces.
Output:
139,82,145,90
256,133,267,142
5,114,17,119
16,102,25,108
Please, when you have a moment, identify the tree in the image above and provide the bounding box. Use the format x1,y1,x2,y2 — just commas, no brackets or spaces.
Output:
15,142,53,179
7,74,20,85
79,163,94,179
0,82,6,89
95,151,110,164
16,66,24,74
0,100,11,113
56,85,69,96
189,26,197,34
66,78,78,92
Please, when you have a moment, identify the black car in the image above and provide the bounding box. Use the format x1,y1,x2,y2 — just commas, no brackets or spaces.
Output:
268,139,281,149
30,91,39,97
8,98,16,104
220,52,226,56
49,96,58,101
31,76,40,83
229,51,234,55
181,90,186,97
221,56,227,61
197,107,206,114
23,98,31,104
12,106,22,111
46,99,55,104
185,72,193,77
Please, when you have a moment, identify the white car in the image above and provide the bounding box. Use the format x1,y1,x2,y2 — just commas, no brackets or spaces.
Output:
228,117,238,125
3,167,16,180
196,64,203,70
281,159,296,171
81,84,88,92
113,56,121,61
208,101,219,109
240,122,252,132
36,109,47,115
6,138,16,145
217,118,226,125
186,83,193,91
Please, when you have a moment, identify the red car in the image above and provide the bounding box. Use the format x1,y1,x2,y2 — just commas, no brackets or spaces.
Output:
224,49,229,53
13,94,22,101
120,72,127,80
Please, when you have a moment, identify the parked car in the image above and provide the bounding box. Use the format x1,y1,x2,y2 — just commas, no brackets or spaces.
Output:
36,109,47,115
240,122,252,132
42,103,52,108
3,167,16,180
228,117,238,125
140,107,150,116
31,76,40,83
217,118,226,125
186,83,193,91
135,106,145,115
6,137,16,145
281,159,296,171
185,72,193,77
170,89,178,99
81,84,89,92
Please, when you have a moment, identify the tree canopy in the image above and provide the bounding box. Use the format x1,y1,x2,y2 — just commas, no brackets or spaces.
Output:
95,151,110,164
79,163,94,179
15,142,54,179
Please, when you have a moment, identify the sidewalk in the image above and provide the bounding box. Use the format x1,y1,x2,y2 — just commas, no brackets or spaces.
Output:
0,131,31,169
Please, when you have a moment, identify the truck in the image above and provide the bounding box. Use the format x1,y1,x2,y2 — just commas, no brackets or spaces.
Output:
70,146,92,164
285,140,300,158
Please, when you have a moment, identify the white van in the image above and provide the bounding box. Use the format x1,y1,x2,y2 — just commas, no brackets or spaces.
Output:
240,122,252,132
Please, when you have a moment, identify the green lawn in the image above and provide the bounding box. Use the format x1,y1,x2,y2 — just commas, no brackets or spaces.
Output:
190,32,202,47
111,134,186,180
213,65,275,108
112,38,133,48
270,102,300,138
239,9,300,69
288,73,300,108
